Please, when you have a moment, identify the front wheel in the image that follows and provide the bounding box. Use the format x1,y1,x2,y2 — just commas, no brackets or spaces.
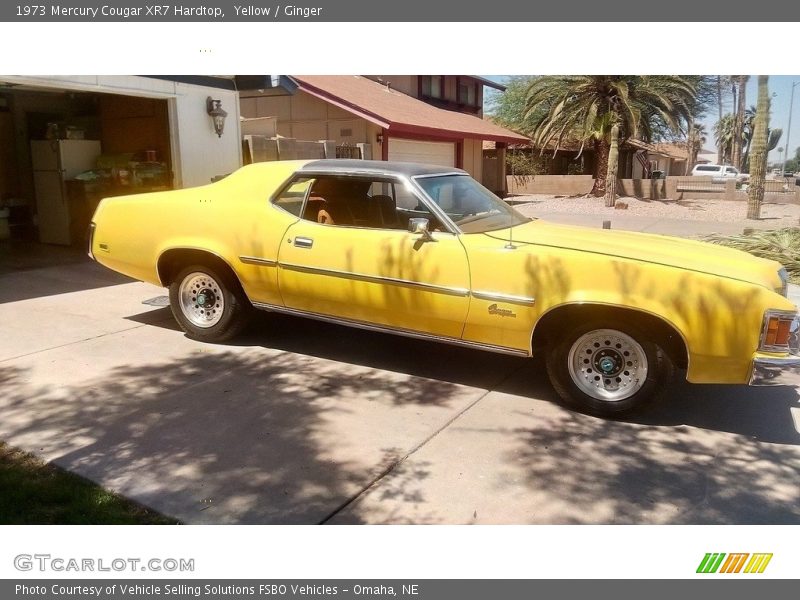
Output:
169,264,251,342
545,321,673,417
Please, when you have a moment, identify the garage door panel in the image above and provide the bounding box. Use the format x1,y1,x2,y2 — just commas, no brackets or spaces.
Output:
388,139,455,168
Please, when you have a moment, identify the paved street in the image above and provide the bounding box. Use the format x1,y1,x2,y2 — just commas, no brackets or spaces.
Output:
1,256,798,524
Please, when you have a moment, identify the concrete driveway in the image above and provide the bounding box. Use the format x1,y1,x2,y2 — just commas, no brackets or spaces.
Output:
1,260,799,524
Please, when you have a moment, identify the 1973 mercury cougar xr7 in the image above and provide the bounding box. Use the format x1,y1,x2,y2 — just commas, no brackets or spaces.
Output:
88,159,800,416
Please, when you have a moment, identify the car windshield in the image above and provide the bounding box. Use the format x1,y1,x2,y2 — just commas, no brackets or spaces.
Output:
415,174,530,233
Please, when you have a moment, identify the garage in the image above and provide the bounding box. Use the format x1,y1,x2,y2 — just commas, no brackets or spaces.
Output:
388,138,456,168
0,86,172,250
0,76,242,268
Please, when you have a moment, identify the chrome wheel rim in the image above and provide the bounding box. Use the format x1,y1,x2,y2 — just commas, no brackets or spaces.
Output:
178,272,225,328
567,329,648,402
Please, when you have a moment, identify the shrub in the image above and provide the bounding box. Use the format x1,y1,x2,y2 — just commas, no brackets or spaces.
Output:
704,228,800,283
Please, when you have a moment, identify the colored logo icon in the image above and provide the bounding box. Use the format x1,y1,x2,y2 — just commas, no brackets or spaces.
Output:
696,553,773,574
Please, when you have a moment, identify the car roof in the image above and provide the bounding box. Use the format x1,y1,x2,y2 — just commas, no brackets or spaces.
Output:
298,159,467,178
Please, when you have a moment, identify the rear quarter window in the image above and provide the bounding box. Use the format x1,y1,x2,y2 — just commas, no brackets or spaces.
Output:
273,178,313,217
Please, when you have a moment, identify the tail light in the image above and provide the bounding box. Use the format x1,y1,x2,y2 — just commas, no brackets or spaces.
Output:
760,310,798,352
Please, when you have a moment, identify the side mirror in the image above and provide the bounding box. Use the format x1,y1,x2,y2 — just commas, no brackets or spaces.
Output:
408,217,435,241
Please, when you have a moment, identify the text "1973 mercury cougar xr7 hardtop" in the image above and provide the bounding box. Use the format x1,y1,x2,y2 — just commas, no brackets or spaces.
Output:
89,159,800,416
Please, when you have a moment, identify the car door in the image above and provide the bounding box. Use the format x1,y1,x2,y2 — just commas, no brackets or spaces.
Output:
277,176,471,339
234,177,311,306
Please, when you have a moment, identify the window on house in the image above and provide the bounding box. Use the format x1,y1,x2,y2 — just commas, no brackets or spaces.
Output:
457,80,478,106
420,76,444,99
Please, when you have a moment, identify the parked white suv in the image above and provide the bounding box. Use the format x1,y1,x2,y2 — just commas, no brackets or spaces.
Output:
691,164,749,183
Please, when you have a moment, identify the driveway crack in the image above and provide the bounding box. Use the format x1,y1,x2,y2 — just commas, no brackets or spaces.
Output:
0,320,169,364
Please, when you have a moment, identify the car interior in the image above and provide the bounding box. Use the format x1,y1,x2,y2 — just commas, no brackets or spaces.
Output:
300,176,441,231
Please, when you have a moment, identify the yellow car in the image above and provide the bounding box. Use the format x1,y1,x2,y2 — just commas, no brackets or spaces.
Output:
89,159,800,416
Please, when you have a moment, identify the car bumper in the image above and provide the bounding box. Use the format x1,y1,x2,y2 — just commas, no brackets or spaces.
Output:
749,317,800,385
749,356,800,385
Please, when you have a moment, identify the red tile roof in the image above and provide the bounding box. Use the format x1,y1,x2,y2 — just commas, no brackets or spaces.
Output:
292,75,529,144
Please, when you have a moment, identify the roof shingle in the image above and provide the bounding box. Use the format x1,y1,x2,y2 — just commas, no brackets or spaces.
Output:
292,75,529,144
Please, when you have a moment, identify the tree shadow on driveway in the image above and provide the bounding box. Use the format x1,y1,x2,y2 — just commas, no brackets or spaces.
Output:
0,342,470,524
6,305,796,525
503,404,800,524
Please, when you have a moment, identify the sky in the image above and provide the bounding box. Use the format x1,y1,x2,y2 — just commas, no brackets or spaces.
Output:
484,75,800,165
697,76,799,165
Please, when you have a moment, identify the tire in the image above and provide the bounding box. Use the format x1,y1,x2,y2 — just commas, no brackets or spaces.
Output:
545,320,673,417
168,264,252,342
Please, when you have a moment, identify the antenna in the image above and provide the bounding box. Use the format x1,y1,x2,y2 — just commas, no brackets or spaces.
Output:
504,219,516,250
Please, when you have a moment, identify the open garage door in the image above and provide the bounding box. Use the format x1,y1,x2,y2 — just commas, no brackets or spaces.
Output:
388,138,456,168
0,86,171,249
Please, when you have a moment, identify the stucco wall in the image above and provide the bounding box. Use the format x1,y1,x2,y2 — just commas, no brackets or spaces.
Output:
462,138,483,181
240,90,370,146
508,175,595,195
367,76,417,97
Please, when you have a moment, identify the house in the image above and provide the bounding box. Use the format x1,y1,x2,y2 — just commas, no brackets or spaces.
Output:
696,148,719,166
235,75,528,194
497,137,714,179
628,141,687,177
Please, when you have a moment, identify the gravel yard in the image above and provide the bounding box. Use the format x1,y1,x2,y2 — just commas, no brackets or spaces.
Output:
511,195,800,226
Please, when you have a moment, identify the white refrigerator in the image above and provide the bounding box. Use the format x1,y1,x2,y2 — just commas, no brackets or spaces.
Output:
31,139,102,245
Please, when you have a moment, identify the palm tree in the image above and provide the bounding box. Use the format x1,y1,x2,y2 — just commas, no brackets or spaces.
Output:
685,122,707,174
732,75,749,170
524,76,696,205
715,76,735,164
747,76,770,220
714,114,737,164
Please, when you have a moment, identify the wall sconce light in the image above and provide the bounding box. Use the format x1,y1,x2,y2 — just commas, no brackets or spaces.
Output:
206,97,228,138
376,133,383,144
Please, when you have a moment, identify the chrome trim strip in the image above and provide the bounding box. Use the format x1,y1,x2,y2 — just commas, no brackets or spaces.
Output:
279,262,470,297
472,291,536,306
411,172,469,180
87,222,96,260
749,356,800,385
252,302,530,357
239,255,278,267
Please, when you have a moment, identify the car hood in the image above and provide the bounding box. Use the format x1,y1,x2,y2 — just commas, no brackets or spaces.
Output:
484,219,784,291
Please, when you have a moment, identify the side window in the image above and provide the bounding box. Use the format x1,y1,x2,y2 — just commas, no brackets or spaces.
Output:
291,176,440,231
299,176,405,230
273,178,313,217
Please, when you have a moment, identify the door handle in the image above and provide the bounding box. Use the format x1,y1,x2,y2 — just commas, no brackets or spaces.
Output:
294,236,314,249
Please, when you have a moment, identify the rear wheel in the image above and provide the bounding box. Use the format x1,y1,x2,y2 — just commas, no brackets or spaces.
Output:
169,264,251,342
545,320,672,416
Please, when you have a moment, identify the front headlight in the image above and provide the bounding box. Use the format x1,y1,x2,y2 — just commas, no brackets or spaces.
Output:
777,267,789,297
